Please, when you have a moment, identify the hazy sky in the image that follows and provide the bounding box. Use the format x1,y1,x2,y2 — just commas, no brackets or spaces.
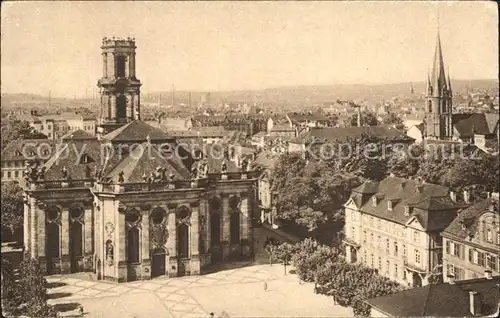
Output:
1,1,498,98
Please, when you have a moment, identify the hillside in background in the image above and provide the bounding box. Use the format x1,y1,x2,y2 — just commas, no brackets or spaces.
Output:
1,79,498,113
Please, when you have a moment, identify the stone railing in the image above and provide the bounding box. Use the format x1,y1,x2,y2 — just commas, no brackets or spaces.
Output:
28,179,94,190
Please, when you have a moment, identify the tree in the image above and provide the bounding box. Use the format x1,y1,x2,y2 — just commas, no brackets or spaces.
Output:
1,256,56,317
382,112,406,132
1,182,24,242
344,111,379,127
1,119,47,151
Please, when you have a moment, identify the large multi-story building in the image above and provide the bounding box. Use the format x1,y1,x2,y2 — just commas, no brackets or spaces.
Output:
14,112,97,139
20,38,258,283
1,139,59,184
343,176,465,287
441,193,500,282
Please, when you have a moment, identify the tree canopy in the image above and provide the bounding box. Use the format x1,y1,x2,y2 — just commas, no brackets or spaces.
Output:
1,119,47,151
1,181,24,241
344,111,379,127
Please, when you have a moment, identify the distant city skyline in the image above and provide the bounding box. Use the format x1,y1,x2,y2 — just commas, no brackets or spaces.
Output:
1,1,498,98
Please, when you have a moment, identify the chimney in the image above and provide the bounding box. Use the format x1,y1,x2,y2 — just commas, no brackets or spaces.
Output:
464,190,470,204
469,291,481,316
485,270,493,280
450,191,457,203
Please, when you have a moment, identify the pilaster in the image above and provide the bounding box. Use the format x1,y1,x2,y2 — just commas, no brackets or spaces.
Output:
129,53,136,78
37,207,46,257
61,207,70,273
141,207,151,279
130,93,135,120
30,198,37,258
189,203,200,274
102,53,107,78
24,201,30,251
167,212,178,277
116,210,126,281
222,194,231,260
84,208,93,262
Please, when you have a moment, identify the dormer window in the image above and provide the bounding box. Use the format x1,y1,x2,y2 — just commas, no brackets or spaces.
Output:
372,196,377,207
460,220,466,231
79,153,93,164
15,150,21,156
487,229,493,242
388,201,393,211
404,206,411,216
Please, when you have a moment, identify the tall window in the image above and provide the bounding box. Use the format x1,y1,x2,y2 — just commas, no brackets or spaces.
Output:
46,207,61,259
371,254,374,268
378,257,382,270
230,212,240,244
116,55,126,78
229,196,240,244
403,245,407,258
126,212,141,263
394,242,399,256
394,264,398,279
415,249,421,264
370,233,374,246
177,207,190,258
386,261,390,274
209,198,221,247
351,227,356,241
363,230,367,243
386,239,390,251
127,227,140,263
413,230,420,243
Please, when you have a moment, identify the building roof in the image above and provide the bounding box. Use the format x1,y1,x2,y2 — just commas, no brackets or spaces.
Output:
104,143,191,183
61,129,97,141
366,276,500,317
102,120,173,143
253,151,279,170
290,126,414,144
442,196,499,241
350,176,462,230
270,124,295,132
1,139,59,161
286,112,329,124
454,113,499,137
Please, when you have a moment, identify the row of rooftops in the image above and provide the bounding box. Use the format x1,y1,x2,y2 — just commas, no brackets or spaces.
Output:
350,175,499,233
12,120,258,188
289,125,415,144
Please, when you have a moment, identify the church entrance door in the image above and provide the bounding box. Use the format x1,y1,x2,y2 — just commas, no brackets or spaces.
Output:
151,249,166,278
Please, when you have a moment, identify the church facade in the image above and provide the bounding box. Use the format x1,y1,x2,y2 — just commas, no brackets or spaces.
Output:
21,38,258,282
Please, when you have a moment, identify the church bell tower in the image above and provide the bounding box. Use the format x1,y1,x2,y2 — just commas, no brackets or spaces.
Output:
424,28,453,140
97,37,142,134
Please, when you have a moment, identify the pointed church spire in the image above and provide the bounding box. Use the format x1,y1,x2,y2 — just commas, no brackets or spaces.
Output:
431,23,447,97
426,72,431,95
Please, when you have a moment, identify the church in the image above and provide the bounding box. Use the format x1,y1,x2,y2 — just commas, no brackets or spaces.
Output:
22,37,258,282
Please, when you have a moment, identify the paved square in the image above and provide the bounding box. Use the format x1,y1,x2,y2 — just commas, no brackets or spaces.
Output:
48,263,353,318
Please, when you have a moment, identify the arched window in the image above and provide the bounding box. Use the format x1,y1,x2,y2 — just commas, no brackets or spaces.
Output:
230,212,240,244
177,207,190,258
150,208,167,247
116,55,126,78
126,211,140,263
